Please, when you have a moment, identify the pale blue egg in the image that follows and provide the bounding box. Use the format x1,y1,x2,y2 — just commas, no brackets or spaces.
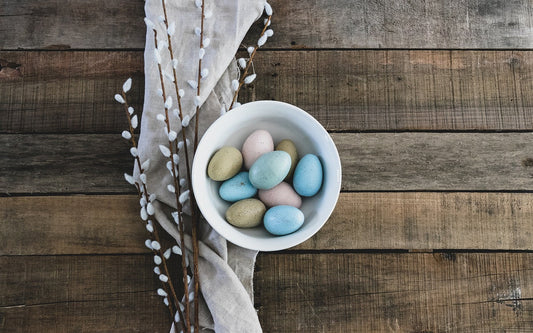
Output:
293,154,323,197
249,151,291,190
264,205,305,236
219,172,257,202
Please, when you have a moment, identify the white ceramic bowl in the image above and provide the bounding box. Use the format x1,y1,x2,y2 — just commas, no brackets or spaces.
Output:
192,100,342,251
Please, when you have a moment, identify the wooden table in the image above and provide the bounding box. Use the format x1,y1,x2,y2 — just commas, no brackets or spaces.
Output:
3,0,533,331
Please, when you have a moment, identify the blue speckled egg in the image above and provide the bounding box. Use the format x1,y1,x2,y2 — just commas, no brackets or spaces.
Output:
293,154,323,197
249,151,291,190
219,171,257,202
263,205,305,236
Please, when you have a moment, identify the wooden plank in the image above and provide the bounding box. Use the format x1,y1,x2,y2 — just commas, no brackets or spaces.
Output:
3,253,533,331
255,252,533,332
4,50,533,133
0,255,170,332
4,193,533,254
3,133,533,194
2,0,533,49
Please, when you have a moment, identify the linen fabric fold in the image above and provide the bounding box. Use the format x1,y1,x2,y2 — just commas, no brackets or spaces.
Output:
135,0,265,331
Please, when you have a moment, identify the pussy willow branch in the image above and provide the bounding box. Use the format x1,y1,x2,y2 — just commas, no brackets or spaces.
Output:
120,94,185,329
153,29,192,333
228,15,272,110
190,0,206,330
158,2,201,330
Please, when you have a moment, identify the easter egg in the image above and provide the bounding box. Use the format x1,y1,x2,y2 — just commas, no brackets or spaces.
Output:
293,154,323,197
225,199,266,228
219,172,257,202
275,139,298,180
249,151,291,190
263,205,304,236
241,130,274,169
207,146,243,181
258,182,302,208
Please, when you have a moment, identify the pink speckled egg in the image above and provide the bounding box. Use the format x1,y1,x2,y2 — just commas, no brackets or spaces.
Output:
241,129,274,169
258,182,302,208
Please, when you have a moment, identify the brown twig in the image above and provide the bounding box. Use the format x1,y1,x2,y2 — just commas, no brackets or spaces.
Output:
153,29,192,333
228,15,272,110
120,94,186,330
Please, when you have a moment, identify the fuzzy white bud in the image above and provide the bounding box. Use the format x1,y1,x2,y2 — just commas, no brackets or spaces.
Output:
156,88,163,97
172,245,182,255
156,114,166,122
195,0,202,8
178,141,184,150
264,2,273,16
128,106,134,115
154,255,162,265
141,159,150,171
244,74,257,84
164,248,172,259
130,147,138,157
145,239,152,249
140,197,147,207
179,190,190,204
266,29,274,37
149,193,156,202
172,58,179,69
159,274,169,282
166,161,173,171
146,202,155,215
247,46,255,55
194,95,201,106
181,115,190,127
122,78,132,93
203,38,211,47
205,10,212,18
121,131,131,140
131,115,138,129
157,288,167,297
164,298,169,306
264,18,271,26
163,71,175,82
159,145,171,157
146,223,154,233
171,211,180,223
114,94,125,104
199,48,205,60
124,173,135,185
172,154,179,166
231,79,239,91
174,311,180,323
178,89,185,97
194,27,201,36
168,130,177,142
164,96,173,109
139,173,147,184
144,17,155,30
154,266,161,275
167,184,175,193
201,68,209,78
151,240,161,250
180,178,186,187
258,34,267,47
238,58,247,69
140,207,148,221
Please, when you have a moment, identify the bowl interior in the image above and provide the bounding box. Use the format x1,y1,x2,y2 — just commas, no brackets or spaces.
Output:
192,101,341,251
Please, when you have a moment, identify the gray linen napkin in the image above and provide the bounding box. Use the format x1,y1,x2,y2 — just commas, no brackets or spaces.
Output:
135,0,265,332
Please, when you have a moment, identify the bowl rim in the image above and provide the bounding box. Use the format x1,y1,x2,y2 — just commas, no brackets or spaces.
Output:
191,100,342,251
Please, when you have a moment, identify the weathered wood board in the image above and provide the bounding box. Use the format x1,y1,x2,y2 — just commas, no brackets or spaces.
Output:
3,192,533,254
2,0,533,49
3,133,533,194
4,50,533,133
2,253,533,332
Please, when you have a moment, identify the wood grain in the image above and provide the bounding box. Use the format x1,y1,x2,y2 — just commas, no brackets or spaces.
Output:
255,252,533,332
3,253,533,332
2,0,533,49
4,50,533,133
3,133,533,194
0,255,170,332
4,193,533,254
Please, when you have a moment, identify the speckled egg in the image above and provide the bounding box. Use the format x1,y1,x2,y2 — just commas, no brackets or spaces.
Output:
275,139,298,180
249,151,291,190
263,205,305,236
225,198,266,228
219,172,257,202
293,154,323,197
207,146,243,181
258,182,302,208
241,130,274,169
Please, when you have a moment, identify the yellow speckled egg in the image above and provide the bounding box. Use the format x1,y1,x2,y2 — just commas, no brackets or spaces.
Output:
275,139,298,180
207,146,243,181
225,199,266,228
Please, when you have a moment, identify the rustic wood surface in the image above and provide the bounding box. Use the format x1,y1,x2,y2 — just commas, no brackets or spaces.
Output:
2,0,533,332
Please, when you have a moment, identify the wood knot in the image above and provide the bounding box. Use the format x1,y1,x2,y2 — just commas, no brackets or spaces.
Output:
521,158,533,167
